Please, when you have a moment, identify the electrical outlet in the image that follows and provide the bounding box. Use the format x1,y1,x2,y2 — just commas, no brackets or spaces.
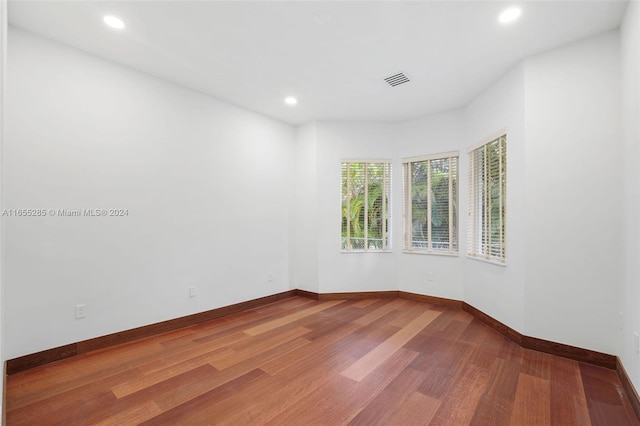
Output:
268,273,273,282
75,304,86,319
189,286,197,297
427,272,434,282
634,332,640,354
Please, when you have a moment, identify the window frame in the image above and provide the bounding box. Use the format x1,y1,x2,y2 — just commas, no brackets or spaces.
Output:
402,151,459,256
467,132,507,265
341,159,392,253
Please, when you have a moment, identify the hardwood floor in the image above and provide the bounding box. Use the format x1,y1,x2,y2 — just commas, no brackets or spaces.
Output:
6,296,640,425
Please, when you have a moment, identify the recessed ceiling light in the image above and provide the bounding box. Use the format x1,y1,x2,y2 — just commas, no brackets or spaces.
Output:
284,97,298,106
103,15,125,30
498,7,521,24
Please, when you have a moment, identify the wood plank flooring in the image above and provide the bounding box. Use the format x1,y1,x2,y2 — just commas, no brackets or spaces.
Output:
6,296,640,425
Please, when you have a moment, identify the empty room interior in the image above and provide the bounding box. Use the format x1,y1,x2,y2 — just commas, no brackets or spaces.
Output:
1,0,640,424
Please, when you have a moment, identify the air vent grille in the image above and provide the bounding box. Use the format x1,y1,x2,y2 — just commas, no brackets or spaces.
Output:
384,72,410,87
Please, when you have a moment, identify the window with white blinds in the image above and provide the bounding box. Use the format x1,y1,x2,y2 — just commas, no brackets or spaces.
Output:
341,161,392,251
467,134,507,263
402,152,459,254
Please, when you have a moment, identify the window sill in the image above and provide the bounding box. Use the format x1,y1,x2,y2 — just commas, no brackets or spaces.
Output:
466,255,507,267
402,250,458,257
340,250,393,254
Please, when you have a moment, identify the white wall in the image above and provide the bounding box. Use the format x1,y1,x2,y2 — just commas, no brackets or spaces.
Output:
621,0,640,393
5,28,294,359
523,31,622,354
397,110,465,300
0,0,6,414
463,64,527,333
291,123,318,293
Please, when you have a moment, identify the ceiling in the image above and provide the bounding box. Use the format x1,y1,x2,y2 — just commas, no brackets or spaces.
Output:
8,1,629,126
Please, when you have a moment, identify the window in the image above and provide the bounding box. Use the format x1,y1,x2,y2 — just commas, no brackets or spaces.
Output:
403,152,459,254
341,161,391,251
467,134,507,263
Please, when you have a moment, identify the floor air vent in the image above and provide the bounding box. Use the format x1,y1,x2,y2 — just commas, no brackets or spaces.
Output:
384,72,410,87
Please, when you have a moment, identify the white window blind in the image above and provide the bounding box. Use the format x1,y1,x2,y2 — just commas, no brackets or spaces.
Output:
403,152,459,254
467,134,507,263
341,161,392,251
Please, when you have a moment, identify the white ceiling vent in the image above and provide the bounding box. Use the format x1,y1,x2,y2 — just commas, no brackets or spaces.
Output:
384,72,410,87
